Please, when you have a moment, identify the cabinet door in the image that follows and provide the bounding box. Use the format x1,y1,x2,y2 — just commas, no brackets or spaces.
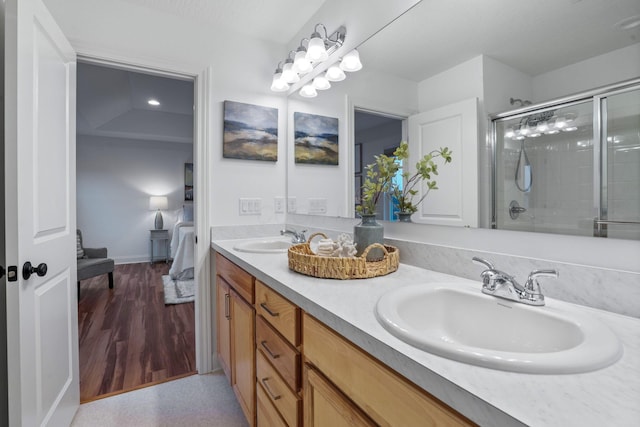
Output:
231,289,256,426
216,277,231,381
303,364,375,427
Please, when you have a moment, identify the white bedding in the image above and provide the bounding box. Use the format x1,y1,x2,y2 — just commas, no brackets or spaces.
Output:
170,221,194,280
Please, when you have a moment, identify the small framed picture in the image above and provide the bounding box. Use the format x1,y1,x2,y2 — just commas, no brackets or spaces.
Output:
184,163,193,201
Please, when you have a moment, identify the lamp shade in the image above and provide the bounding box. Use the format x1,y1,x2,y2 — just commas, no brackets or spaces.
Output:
312,75,331,90
325,65,346,82
299,84,318,98
149,196,168,211
282,60,299,84
306,33,328,62
339,49,363,72
293,49,313,74
270,71,289,92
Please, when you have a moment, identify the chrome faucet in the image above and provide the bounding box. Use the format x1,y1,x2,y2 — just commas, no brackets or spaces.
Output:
472,257,558,306
280,228,307,244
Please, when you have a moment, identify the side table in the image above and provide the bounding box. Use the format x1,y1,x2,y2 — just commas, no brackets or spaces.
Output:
150,229,169,264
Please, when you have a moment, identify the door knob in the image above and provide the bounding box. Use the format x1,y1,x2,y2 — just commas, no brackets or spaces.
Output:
22,262,48,280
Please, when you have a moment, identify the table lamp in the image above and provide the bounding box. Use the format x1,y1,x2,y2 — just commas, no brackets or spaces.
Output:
149,196,168,230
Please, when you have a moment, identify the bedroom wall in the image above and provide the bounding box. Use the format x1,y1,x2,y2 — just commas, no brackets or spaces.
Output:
77,135,193,263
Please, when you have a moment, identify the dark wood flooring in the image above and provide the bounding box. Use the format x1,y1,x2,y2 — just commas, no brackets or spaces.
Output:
78,262,196,403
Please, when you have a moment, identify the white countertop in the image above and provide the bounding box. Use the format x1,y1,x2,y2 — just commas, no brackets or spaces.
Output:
212,238,640,427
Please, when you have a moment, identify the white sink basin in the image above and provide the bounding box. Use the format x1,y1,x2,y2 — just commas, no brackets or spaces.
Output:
233,238,292,253
375,283,623,374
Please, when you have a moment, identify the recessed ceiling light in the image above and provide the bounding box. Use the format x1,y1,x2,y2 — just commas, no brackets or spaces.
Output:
148,99,160,106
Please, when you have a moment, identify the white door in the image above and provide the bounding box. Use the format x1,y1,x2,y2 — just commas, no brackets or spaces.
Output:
4,0,79,425
408,98,479,227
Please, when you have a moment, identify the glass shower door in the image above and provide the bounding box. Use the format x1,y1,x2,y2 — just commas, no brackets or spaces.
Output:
596,88,640,239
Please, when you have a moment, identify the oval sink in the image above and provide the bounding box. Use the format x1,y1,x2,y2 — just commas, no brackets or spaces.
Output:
375,283,622,374
233,238,292,253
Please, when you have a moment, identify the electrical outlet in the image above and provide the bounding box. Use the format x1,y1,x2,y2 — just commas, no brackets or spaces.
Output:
239,198,262,215
308,198,327,214
287,197,297,213
274,197,285,213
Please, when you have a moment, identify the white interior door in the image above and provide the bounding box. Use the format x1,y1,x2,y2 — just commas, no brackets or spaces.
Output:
408,98,479,227
4,0,79,425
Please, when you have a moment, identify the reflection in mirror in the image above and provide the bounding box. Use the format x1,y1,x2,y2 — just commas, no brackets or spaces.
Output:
494,81,640,240
354,110,404,221
287,0,640,237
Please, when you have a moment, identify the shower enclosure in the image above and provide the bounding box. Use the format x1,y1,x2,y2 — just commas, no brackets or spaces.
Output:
492,78,640,240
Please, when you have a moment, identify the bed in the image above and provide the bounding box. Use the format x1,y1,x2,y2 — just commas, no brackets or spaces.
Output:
169,207,195,280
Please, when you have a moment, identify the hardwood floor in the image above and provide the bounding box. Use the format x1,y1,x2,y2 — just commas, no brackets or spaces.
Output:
78,262,196,403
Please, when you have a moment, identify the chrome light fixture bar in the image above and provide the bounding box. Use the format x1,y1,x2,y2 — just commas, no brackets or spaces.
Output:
271,23,363,97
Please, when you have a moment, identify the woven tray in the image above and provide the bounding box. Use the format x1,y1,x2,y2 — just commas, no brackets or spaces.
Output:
287,232,399,280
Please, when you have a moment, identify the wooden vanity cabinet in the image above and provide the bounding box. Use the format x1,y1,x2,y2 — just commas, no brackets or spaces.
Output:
215,254,256,426
214,253,474,427
255,280,302,427
303,313,476,427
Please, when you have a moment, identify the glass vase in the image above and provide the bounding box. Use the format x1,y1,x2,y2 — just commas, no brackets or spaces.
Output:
354,214,384,261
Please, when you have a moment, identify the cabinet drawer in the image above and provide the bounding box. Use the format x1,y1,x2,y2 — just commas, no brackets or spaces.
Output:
216,254,254,303
257,315,300,392
303,314,475,427
257,351,301,427
256,280,300,346
257,383,288,427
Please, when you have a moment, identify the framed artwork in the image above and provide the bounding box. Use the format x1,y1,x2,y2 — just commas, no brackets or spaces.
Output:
184,163,193,201
294,112,339,165
354,143,362,174
223,100,278,161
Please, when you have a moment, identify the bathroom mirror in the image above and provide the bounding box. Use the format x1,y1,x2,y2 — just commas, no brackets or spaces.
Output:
286,0,640,235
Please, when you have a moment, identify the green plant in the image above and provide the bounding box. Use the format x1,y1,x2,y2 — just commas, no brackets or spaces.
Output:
391,141,452,214
356,153,400,215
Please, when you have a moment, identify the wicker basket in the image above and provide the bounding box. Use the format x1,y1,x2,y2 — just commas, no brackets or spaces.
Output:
287,232,399,280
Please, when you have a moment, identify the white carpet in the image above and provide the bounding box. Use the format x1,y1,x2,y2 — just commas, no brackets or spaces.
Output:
162,275,195,304
72,373,248,427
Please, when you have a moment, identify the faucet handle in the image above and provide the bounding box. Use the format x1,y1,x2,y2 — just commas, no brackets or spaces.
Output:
472,257,495,270
525,269,559,294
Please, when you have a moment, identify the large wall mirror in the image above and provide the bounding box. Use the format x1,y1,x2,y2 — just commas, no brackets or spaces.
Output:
286,0,640,238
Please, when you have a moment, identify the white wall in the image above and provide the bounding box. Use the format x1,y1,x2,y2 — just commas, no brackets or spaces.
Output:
77,135,193,263
532,43,640,103
44,0,289,227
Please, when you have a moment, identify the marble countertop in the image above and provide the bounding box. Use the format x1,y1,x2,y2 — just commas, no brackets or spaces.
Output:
212,238,640,427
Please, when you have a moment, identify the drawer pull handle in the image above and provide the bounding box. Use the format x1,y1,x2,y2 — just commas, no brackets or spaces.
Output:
260,302,279,317
261,340,280,359
224,293,230,320
261,377,281,401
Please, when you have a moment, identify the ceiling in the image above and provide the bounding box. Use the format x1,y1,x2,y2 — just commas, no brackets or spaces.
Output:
77,63,194,144
360,0,640,82
119,0,326,44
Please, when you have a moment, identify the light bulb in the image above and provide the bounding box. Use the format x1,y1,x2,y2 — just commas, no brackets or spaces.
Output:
312,75,331,90
299,84,318,98
339,49,363,72
281,60,299,84
325,65,346,82
293,49,312,75
306,33,328,62
504,127,515,139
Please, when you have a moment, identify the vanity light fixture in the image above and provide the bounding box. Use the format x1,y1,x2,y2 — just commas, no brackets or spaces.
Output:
325,64,346,82
270,23,350,95
312,75,331,90
148,98,160,106
504,110,581,140
339,49,363,72
270,62,289,92
299,84,318,98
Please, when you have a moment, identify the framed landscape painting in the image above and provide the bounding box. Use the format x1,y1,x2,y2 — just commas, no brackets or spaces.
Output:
223,100,278,161
184,163,193,201
294,112,339,165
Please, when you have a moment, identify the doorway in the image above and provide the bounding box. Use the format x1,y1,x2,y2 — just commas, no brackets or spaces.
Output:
76,60,197,401
354,109,406,221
